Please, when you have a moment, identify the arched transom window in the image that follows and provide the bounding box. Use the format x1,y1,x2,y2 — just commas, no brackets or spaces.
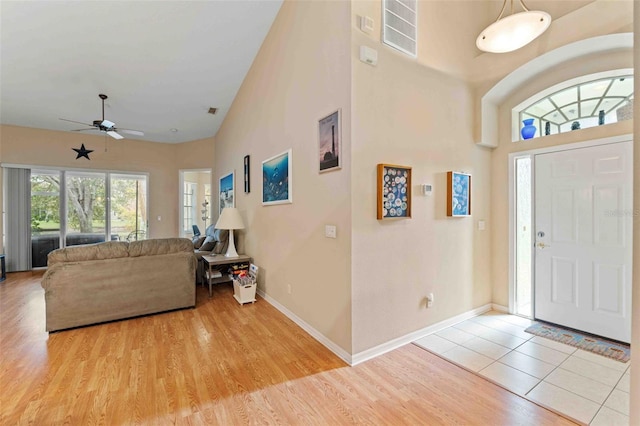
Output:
516,72,634,140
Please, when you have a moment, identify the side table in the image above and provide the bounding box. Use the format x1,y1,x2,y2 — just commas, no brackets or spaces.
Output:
201,254,251,297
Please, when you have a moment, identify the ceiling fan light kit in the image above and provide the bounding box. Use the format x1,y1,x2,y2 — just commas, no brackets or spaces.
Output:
60,93,144,139
476,0,551,53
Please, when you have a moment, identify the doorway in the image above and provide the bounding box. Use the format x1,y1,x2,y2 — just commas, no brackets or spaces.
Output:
179,169,211,238
511,136,633,343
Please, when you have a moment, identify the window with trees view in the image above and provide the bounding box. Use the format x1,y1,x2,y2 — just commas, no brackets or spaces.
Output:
30,169,148,267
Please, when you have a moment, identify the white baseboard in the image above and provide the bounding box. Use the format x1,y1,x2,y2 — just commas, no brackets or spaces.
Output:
491,303,509,313
350,303,493,366
257,292,502,367
257,289,353,365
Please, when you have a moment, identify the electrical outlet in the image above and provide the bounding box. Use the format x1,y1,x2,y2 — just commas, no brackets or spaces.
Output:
287,283,292,294
427,293,434,308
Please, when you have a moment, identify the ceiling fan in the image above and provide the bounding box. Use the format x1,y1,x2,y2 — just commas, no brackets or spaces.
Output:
60,93,144,140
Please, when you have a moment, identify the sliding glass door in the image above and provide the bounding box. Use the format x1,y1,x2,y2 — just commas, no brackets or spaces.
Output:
29,169,148,268
30,170,61,267
65,171,106,247
111,174,147,242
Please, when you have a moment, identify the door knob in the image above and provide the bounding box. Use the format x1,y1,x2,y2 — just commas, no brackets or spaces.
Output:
537,231,545,238
537,242,550,249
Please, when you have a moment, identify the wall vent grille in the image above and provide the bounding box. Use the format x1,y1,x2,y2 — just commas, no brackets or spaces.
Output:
382,0,417,57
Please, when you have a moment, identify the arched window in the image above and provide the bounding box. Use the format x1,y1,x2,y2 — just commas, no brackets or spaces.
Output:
515,71,633,141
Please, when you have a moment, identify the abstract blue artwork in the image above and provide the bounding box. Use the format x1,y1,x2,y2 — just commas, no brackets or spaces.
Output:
262,149,292,205
447,172,471,217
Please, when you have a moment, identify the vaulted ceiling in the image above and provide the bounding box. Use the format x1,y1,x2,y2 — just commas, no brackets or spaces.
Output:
0,1,604,144
0,1,283,143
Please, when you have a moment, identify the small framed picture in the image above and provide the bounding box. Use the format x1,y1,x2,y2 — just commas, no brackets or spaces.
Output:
447,171,471,217
262,149,292,206
318,109,341,173
219,171,235,215
244,155,250,193
377,164,411,220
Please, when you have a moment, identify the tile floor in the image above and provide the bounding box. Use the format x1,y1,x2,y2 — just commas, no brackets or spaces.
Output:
414,311,631,425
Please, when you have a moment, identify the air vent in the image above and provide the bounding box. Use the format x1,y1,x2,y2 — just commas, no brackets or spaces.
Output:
208,107,218,115
382,0,417,57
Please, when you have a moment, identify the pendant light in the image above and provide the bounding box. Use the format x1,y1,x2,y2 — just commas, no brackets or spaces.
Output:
476,0,551,53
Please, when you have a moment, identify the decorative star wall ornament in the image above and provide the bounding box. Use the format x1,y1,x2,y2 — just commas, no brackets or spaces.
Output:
72,144,94,160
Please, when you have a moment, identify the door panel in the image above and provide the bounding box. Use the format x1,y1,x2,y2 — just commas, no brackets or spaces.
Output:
534,141,632,343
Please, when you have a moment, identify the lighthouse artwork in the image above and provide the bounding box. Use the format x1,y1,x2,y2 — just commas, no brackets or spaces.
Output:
318,109,341,172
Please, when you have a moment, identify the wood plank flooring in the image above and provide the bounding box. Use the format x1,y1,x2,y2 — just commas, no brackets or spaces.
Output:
0,271,576,425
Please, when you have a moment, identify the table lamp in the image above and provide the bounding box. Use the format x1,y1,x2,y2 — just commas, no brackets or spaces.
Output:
215,207,245,257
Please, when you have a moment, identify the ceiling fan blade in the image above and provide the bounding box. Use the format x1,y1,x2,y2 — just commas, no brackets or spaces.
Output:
60,118,94,127
119,129,144,136
106,130,124,140
71,128,99,132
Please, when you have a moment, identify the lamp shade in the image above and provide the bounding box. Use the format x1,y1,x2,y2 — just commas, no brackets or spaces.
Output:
215,207,245,230
476,10,551,53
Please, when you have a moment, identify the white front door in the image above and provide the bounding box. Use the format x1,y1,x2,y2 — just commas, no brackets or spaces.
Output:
534,141,633,343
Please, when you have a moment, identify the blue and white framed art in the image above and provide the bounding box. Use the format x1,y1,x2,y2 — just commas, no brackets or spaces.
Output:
377,164,412,220
262,149,292,205
447,171,471,217
219,171,235,215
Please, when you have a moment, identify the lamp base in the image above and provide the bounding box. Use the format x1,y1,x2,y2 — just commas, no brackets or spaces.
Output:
225,230,239,257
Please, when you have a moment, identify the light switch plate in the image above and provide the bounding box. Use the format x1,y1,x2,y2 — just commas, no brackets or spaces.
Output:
360,16,374,34
325,225,337,238
478,220,485,230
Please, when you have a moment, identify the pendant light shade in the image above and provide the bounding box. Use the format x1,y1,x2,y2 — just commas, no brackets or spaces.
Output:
476,0,551,53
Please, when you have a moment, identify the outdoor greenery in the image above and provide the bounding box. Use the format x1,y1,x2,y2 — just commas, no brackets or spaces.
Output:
31,173,147,239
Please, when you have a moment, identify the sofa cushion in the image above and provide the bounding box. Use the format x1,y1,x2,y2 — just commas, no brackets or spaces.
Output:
47,241,129,266
192,236,206,249
199,236,217,252
129,238,194,257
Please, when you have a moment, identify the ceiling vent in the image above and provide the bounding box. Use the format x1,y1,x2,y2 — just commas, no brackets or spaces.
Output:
208,107,218,115
382,0,417,58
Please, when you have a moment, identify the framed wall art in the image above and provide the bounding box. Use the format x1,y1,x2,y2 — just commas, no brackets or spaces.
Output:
318,109,341,173
219,171,235,215
447,171,471,217
377,164,412,220
244,155,250,193
262,149,292,205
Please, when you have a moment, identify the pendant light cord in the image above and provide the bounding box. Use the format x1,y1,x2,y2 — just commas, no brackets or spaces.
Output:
495,0,531,22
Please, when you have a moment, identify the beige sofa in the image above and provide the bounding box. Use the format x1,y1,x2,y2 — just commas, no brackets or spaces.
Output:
41,238,196,332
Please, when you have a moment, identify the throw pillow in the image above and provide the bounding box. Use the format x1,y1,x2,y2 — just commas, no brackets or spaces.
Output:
199,236,217,252
192,236,206,249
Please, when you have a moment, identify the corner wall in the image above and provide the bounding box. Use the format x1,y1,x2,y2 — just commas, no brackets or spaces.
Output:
213,0,352,354
350,2,492,353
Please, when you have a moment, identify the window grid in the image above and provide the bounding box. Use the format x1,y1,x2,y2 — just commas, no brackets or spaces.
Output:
517,75,634,141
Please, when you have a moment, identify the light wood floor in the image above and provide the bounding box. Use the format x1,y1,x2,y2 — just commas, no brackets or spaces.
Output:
0,271,576,425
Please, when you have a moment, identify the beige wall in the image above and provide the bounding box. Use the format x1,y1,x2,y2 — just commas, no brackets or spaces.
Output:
350,1,492,353
0,125,214,242
213,0,353,353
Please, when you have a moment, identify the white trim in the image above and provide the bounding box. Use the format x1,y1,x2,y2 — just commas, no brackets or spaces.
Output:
1,163,150,178
257,291,504,367
491,303,509,313
256,289,353,365
351,304,494,366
